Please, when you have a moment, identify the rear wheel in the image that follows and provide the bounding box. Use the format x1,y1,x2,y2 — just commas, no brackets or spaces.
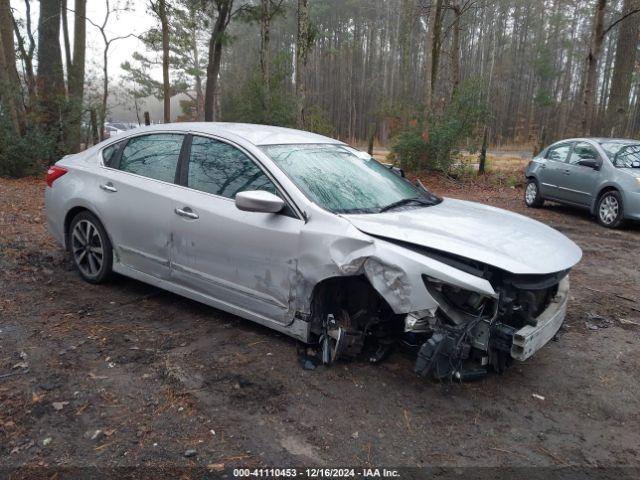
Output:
524,178,544,208
69,211,113,283
596,190,625,229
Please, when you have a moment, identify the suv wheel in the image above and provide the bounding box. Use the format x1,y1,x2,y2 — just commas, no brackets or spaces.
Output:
524,178,544,208
596,190,624,229
69,211,113,283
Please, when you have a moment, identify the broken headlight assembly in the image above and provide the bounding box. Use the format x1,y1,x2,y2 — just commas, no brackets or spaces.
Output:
422,275,498,324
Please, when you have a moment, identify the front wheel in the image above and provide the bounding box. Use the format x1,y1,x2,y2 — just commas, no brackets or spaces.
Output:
596,190,625,229
524,178,544,208
69,211,113,283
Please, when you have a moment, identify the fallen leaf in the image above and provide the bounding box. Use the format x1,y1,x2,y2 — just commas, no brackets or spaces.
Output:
207,463,225,472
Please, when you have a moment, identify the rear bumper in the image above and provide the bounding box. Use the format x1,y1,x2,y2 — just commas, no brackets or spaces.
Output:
510,276,569,361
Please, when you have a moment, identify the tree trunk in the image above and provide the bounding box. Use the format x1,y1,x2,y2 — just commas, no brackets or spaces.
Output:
296,0,310,129
0,29,21,135
205,0,233,122
191,8,204,121
37,0,66,156
90,108,99,145
431,0,443,100
478,126,488,175
100,43,109,141
581,0,607,136
606,0,640,136
423,0,441,133
451,2,461,99
158,0,171,123
260,0,271,112
66,0,86,152
0,0,26,134
61,0,71,82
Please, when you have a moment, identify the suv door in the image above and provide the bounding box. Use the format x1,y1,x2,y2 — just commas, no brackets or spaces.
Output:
560,141,602,206
170,135,303,324
540,142,574,200
97,133,186,279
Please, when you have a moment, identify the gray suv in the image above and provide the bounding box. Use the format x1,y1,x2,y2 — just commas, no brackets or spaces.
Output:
525,138,640,228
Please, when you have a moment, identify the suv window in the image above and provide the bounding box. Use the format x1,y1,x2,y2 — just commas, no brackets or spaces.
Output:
187,136,277,198
568,142,599,165
546,143,572,163
118,134,184,183
102,142,121,167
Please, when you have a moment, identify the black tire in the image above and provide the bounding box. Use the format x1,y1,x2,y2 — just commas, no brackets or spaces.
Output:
524,178,544,208
596,190,625,229
68,211,113,283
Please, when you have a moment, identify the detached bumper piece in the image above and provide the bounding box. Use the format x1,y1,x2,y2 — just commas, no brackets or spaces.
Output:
511,277,569,361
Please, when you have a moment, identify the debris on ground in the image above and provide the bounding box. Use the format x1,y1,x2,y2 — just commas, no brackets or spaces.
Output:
585,313,614,331
52,401,69,411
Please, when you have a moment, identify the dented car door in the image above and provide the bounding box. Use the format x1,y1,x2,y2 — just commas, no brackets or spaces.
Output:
169,135,303,324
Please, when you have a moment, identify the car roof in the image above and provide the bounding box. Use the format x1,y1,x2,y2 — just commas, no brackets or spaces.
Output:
552,137,640,144
120,122,344,147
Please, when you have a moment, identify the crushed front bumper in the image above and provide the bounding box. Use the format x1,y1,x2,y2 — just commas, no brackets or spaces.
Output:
510,277,569,361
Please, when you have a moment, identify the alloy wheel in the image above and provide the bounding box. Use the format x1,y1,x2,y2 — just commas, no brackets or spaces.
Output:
599,194,619,225
525,182,537,205
71,219,105,277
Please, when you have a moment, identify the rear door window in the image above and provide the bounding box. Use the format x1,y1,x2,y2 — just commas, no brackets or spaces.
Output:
186,136,277,198
118,134,184,183
546,143,572,163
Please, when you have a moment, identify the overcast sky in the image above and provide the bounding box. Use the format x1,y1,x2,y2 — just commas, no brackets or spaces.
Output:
12,0,157,80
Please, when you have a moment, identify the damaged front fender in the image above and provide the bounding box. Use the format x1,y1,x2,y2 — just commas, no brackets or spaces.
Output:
295,218,496,317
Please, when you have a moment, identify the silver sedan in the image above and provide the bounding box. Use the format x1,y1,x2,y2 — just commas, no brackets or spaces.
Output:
45,123,582,379
524,138,640,228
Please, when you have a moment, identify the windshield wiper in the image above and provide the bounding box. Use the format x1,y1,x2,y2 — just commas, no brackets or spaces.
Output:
379,197,431,213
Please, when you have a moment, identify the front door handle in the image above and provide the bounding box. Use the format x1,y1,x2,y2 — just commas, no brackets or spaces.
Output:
175,207,199,219
100,182,117,192
563,169,571,175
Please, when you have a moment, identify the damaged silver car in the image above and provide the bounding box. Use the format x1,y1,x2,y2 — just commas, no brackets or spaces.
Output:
45,123,582,379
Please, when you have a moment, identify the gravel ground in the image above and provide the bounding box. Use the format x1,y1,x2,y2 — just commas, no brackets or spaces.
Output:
1,175,639,473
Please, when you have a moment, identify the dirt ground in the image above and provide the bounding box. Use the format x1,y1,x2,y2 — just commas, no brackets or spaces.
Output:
1,173,639,473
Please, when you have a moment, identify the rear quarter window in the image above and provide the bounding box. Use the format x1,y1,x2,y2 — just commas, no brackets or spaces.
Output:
102,142,121,167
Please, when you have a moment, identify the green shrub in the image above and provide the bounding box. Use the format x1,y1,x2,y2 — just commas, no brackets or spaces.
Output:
390,79,489,173
304,105,335,137
0,118,55,178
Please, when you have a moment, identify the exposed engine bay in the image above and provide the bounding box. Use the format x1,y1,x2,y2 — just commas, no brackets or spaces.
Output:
307,251,570,381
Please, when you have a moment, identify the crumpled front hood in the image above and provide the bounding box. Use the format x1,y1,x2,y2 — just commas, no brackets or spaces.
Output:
343,198,582,275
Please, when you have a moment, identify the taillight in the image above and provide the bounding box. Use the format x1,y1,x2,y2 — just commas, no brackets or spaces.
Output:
46,166,68,187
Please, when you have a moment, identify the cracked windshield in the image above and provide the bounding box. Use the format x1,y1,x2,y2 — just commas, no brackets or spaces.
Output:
263,144,438,213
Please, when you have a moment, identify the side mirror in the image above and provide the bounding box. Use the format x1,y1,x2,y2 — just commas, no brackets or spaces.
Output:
577,158,600,170
235,190,284,213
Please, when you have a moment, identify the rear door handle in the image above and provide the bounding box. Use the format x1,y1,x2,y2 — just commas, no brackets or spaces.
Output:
175,207,199,219
100,182,117,192
563,169,571,175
